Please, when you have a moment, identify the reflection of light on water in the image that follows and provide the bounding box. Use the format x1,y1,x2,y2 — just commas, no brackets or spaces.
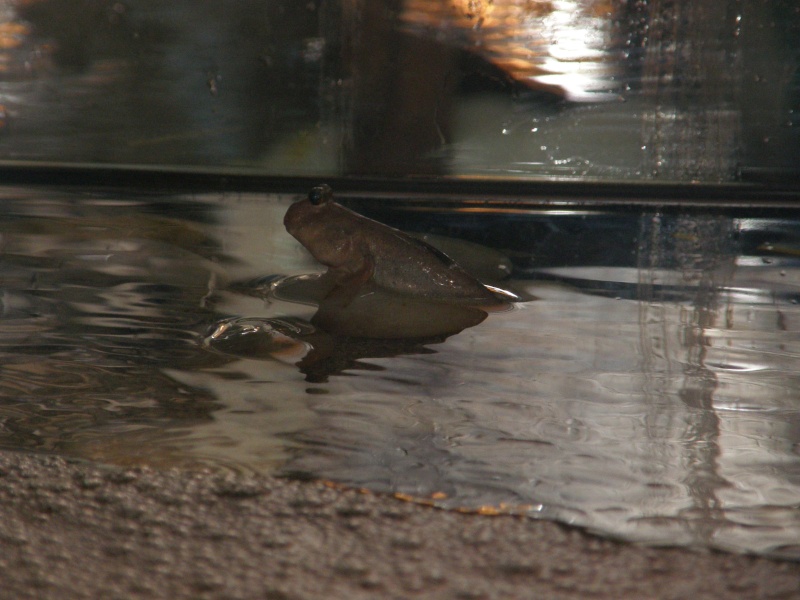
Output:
401,0,618,101
704,359,770,373
1,189,800,560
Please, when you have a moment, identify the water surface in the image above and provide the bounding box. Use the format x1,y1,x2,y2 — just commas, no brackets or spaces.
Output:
1,186,799,560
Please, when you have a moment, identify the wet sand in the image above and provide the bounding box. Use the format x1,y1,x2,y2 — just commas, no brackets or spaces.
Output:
0,451,797,600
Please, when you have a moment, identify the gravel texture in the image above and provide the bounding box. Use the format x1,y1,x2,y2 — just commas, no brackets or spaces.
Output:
0,451,797,600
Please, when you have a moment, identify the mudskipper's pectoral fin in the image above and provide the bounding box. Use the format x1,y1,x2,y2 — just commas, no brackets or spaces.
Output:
323,254,375,309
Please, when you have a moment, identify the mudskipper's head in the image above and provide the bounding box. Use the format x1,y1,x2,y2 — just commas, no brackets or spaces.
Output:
284,184,333,235
284,185,355,268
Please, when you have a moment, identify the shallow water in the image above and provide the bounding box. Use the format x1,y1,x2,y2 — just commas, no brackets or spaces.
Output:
1,186,799,560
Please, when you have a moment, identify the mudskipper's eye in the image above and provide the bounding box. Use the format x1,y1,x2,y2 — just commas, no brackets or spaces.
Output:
309,184,333,206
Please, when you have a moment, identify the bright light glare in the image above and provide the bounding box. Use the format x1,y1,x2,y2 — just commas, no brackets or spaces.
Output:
402,0,618,101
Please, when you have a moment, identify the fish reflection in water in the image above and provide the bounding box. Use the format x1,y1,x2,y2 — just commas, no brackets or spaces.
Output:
207,185,516,381
205,313,449,384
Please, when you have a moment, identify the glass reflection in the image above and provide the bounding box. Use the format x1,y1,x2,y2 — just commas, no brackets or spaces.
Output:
0,0,794,181
401,0,619,101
